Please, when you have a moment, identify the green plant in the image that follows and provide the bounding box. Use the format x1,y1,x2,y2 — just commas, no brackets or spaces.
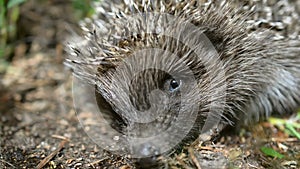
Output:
72,0,100,19
0,0,26,72
260,146,284,159
268,112,300,140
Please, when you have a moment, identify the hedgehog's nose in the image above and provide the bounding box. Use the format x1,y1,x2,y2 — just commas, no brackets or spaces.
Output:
132,143,162,168
135,156,162,169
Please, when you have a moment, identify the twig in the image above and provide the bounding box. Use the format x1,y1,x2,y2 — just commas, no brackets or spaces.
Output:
36,139,69,169
51,135,70,141
89,157,109,168
188,147,202,169
270,137,298,142
0,159,16,168
175,155,192,169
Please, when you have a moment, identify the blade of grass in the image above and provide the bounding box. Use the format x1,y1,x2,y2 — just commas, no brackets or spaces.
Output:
260,146,284,159
7,0,26,9
285,123,300,140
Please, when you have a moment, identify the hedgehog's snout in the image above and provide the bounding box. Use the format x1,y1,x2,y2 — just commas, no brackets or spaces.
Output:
133,143,162,168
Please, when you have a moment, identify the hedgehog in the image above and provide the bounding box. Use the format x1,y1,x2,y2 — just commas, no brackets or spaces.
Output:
65,0,300,160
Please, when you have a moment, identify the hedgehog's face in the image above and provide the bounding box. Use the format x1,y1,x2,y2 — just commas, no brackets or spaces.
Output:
96,69,185,134
95,49,202,158
96,71,183,157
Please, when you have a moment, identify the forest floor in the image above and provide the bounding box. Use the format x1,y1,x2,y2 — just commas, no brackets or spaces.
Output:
0,0,299,168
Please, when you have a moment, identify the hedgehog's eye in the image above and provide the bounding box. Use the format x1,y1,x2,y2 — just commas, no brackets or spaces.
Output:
168,79,181,92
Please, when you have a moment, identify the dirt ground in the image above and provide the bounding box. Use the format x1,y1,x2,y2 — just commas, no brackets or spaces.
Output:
0,0,300,169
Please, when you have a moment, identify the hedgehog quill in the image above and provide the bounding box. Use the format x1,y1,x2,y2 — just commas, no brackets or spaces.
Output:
65,0,300,162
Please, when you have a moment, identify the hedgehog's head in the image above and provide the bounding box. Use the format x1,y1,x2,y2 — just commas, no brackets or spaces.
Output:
66,1,237,161
95,47,203,158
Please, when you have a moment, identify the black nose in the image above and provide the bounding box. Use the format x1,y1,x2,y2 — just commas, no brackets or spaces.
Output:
134,156,163,169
